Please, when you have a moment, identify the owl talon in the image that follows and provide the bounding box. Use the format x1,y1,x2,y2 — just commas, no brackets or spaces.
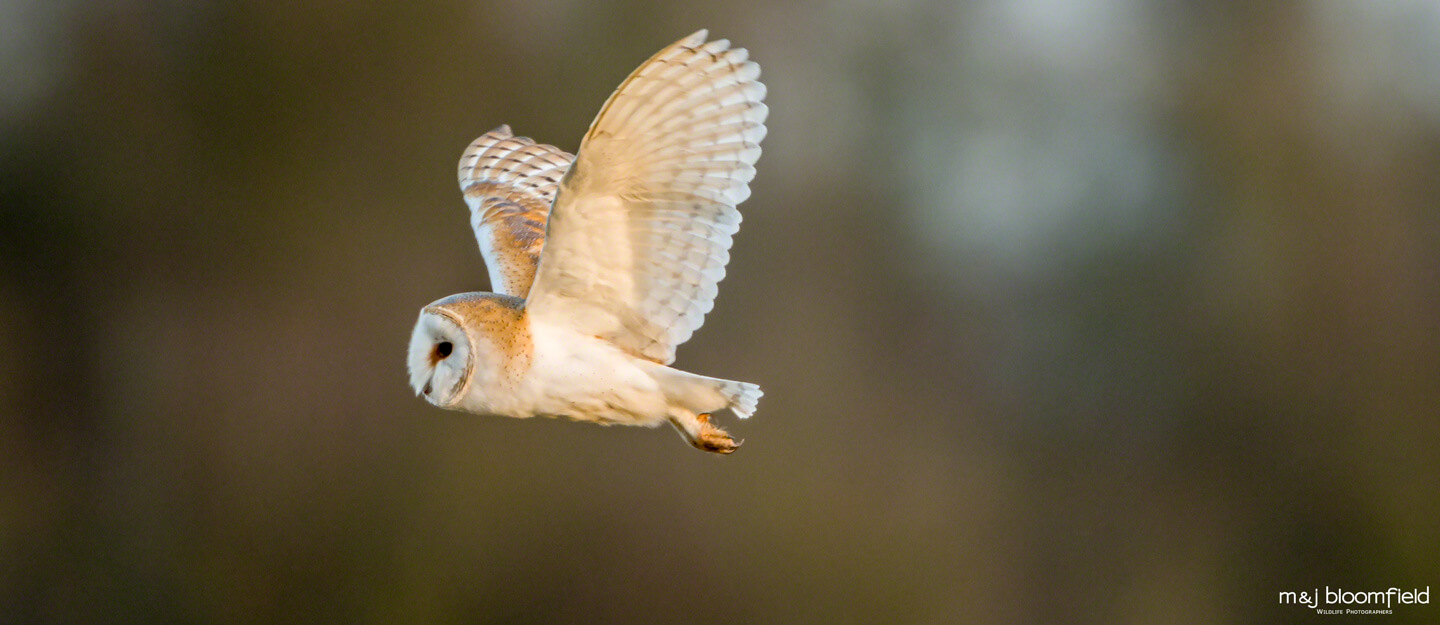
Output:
695,430,740,454
672,413,741,454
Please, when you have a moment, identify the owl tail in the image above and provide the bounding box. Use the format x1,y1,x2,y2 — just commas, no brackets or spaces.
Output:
716,379,762,419
650,365,762,420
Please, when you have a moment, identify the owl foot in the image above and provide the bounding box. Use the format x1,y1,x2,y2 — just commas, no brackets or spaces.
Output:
672,413,742,455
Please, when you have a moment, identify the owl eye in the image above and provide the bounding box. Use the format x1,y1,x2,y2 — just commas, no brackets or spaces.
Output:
436,341,453,358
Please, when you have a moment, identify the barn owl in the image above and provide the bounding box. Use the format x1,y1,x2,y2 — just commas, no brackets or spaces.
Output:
407,30,766,454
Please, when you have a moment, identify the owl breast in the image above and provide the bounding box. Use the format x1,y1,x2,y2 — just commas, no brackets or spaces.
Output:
476,317,672,426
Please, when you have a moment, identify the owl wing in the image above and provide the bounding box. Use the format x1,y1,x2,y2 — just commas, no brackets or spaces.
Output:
458,125,575,297
525,30,767,364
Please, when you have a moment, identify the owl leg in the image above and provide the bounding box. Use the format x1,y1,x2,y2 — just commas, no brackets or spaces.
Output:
669,412,741,454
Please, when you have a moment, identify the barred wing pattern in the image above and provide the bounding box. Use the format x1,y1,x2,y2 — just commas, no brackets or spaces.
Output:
458,126,574,297
526,30,768,364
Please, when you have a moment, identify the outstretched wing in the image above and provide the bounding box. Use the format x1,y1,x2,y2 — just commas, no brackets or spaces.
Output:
526,30,768,364
458,125,574,297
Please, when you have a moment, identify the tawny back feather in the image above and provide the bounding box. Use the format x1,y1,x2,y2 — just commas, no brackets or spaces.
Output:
458,126,574,297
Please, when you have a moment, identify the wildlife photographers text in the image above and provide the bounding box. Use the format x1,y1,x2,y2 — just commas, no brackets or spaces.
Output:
1278,587,1429,615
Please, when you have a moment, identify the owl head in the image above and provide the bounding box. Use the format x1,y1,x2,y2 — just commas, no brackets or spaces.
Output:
407,302,475,407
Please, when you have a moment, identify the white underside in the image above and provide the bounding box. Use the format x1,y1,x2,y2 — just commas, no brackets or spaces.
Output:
453,318,737,427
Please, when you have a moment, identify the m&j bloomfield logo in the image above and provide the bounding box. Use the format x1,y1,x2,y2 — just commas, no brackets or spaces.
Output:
1279,587,1429,615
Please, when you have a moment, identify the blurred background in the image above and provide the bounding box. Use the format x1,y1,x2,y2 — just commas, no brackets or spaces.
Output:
2,1,1438,623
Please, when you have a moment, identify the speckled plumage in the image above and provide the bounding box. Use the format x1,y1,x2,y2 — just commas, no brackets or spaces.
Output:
458,129,572,297
407,30,766,453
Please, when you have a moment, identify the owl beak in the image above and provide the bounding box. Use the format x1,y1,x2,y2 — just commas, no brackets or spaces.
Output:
422,381,433,396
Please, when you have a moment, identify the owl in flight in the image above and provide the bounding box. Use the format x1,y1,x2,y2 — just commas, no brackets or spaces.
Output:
407,30,766,454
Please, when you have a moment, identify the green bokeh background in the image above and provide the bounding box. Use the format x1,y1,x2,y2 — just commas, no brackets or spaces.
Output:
2,1,1437,623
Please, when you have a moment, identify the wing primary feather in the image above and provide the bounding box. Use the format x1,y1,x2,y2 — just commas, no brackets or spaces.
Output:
527,31,766,364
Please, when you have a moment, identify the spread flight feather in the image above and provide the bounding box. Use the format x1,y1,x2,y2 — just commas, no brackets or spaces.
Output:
458,29,767,365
